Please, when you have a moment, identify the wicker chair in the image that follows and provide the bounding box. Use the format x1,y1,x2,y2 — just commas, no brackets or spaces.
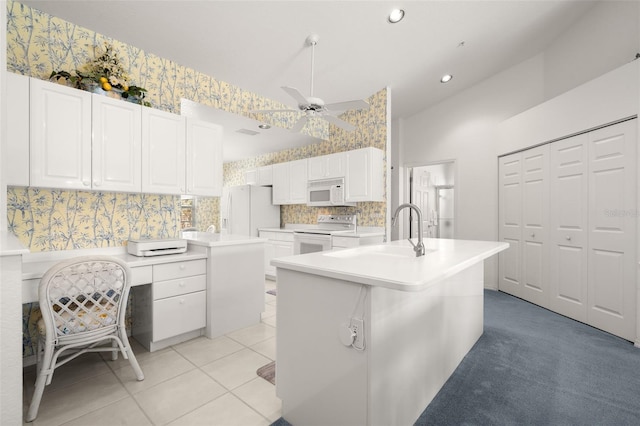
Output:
26,256,144,422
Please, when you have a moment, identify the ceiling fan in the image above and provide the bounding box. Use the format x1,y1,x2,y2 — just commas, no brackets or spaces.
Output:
253,34,370,132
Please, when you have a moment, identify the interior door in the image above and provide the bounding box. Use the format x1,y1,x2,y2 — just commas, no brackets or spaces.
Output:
587,119,637,340
549,133,589,322
411,169,431,238
521,145,549,308
498,153,523,297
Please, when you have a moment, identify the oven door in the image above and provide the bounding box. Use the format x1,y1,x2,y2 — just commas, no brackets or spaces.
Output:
294,232,332,255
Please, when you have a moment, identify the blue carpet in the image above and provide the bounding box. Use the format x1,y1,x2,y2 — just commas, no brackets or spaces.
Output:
271,290,640,426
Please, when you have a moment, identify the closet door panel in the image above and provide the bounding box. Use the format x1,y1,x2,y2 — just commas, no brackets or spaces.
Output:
498,154,522,297
521,146,549,308
587,119,636,341
549,134,588,321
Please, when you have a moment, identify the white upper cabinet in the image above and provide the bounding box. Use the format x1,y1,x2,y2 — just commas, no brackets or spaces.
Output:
4,72,30,186
272,159,308,204
346,147,384,202
186,119,223,196
308,152,345,180
30,78,92,189
92,94,142,192
142,108,186,194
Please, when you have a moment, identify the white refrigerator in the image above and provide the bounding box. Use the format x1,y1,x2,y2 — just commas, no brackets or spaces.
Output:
220,185,280,236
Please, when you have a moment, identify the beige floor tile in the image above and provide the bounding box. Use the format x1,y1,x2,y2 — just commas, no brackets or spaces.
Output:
26,372,128,426
59,397,151,426
134,369,226,425
227,323,276,347
113,349,195,394
201,348,271,390
168,392,269,426
102,336,172,371
262,315,276,327
233,377,282,422
250,337,276,361
172,335,245,367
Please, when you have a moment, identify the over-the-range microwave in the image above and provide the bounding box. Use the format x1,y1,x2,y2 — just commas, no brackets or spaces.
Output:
307,178,355,207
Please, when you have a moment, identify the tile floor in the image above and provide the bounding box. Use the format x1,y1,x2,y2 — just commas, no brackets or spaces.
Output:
22,280,279,426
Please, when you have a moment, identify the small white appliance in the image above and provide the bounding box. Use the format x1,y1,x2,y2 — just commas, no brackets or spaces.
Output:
220,184,280,236
294,214,357,254
127,238,187,257
307,177,355,207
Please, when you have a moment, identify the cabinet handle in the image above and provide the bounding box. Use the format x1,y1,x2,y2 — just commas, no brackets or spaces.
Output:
93,180,101,187
179,298,185,304
82,180,90,186
180,264,186,270
566,236,572,241
531,233,535,238
179,281,185,287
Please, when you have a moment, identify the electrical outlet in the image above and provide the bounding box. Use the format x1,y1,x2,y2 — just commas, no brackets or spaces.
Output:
350,318,365,350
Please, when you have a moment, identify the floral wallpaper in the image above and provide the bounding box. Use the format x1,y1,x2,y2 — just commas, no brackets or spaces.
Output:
6,0,388,357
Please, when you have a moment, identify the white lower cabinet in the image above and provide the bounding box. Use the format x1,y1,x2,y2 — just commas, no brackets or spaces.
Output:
259,230,294,278
499,119,637,341
133,259,206,351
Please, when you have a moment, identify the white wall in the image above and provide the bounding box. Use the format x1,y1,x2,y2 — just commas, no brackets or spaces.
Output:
398,1,640,288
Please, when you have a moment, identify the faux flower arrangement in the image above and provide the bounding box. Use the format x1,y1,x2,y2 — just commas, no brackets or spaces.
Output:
50,43,151,107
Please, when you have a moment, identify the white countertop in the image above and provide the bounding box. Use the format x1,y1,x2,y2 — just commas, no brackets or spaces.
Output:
272,238,508,292
258,226,385,238
21,246,207,280
181,232,266,247
0,232,29,257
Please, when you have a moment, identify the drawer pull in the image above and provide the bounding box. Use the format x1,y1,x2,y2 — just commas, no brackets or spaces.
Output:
179,281,186,287
179,298,185,304
566,236,572,241
180,264,186,270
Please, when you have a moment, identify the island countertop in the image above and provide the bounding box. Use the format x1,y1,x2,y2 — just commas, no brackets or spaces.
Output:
272,238,508,292
181,231,266,247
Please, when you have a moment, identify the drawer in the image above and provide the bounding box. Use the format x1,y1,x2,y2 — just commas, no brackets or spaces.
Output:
273,232,294,242
153,259,206,281
131,265,152,286
153,290,206,342
332,236,360,248
153,274,206,300
259,231,276,240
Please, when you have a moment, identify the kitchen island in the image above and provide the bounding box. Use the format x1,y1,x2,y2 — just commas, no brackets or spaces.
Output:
272,238,508,426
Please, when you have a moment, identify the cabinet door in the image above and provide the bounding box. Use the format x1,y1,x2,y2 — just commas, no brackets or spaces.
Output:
92,95,142,192
152,290,206,342
258,165,273,186
142,108,186,194
272,162,290,204
498,153,523,297
308,155,327,180
263,240,276,276
186,119,223,196
521,145,549,308
289,159,308,204
587,119,637,340
325,152,346,178
346,147,383,202
549,134,589,322
30,78,92,189
5,72,30,186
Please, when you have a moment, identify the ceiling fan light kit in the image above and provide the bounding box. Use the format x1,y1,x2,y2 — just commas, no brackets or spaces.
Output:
253,34,370,133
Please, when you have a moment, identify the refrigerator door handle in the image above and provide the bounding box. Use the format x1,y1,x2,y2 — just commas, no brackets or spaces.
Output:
227,192,232,233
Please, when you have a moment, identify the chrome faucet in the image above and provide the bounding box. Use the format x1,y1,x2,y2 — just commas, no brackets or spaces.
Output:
391,203,426,257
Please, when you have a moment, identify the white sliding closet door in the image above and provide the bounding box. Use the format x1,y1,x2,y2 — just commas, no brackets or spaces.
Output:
521,146,550,308
549,134,589,322
498,154,523,297
587,120,637,341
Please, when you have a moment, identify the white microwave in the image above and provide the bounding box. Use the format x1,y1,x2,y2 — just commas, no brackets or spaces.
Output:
307,178,355,207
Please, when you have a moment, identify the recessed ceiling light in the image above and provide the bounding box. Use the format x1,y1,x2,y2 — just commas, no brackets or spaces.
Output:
388,9,405,23
258,124,271,130
440,74,453,83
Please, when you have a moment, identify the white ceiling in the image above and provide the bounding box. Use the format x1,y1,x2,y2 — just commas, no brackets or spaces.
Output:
20,0,597,160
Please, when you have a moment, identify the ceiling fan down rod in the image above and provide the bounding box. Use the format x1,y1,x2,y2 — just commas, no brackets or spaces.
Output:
306,34,319,97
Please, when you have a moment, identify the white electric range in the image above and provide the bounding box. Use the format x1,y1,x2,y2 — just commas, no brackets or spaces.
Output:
293,214,357,254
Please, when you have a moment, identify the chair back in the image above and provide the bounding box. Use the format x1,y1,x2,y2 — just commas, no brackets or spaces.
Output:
38,256,132,345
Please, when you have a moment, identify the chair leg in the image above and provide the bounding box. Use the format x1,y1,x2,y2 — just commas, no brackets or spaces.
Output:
26,342,54,422
111,339,118,361
119,330,144,381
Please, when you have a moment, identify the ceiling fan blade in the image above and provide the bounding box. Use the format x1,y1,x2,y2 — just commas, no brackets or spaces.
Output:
249,108,298,114
290,115,309,133
323,114,356,131
325,99,370,112
282,86,309,107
